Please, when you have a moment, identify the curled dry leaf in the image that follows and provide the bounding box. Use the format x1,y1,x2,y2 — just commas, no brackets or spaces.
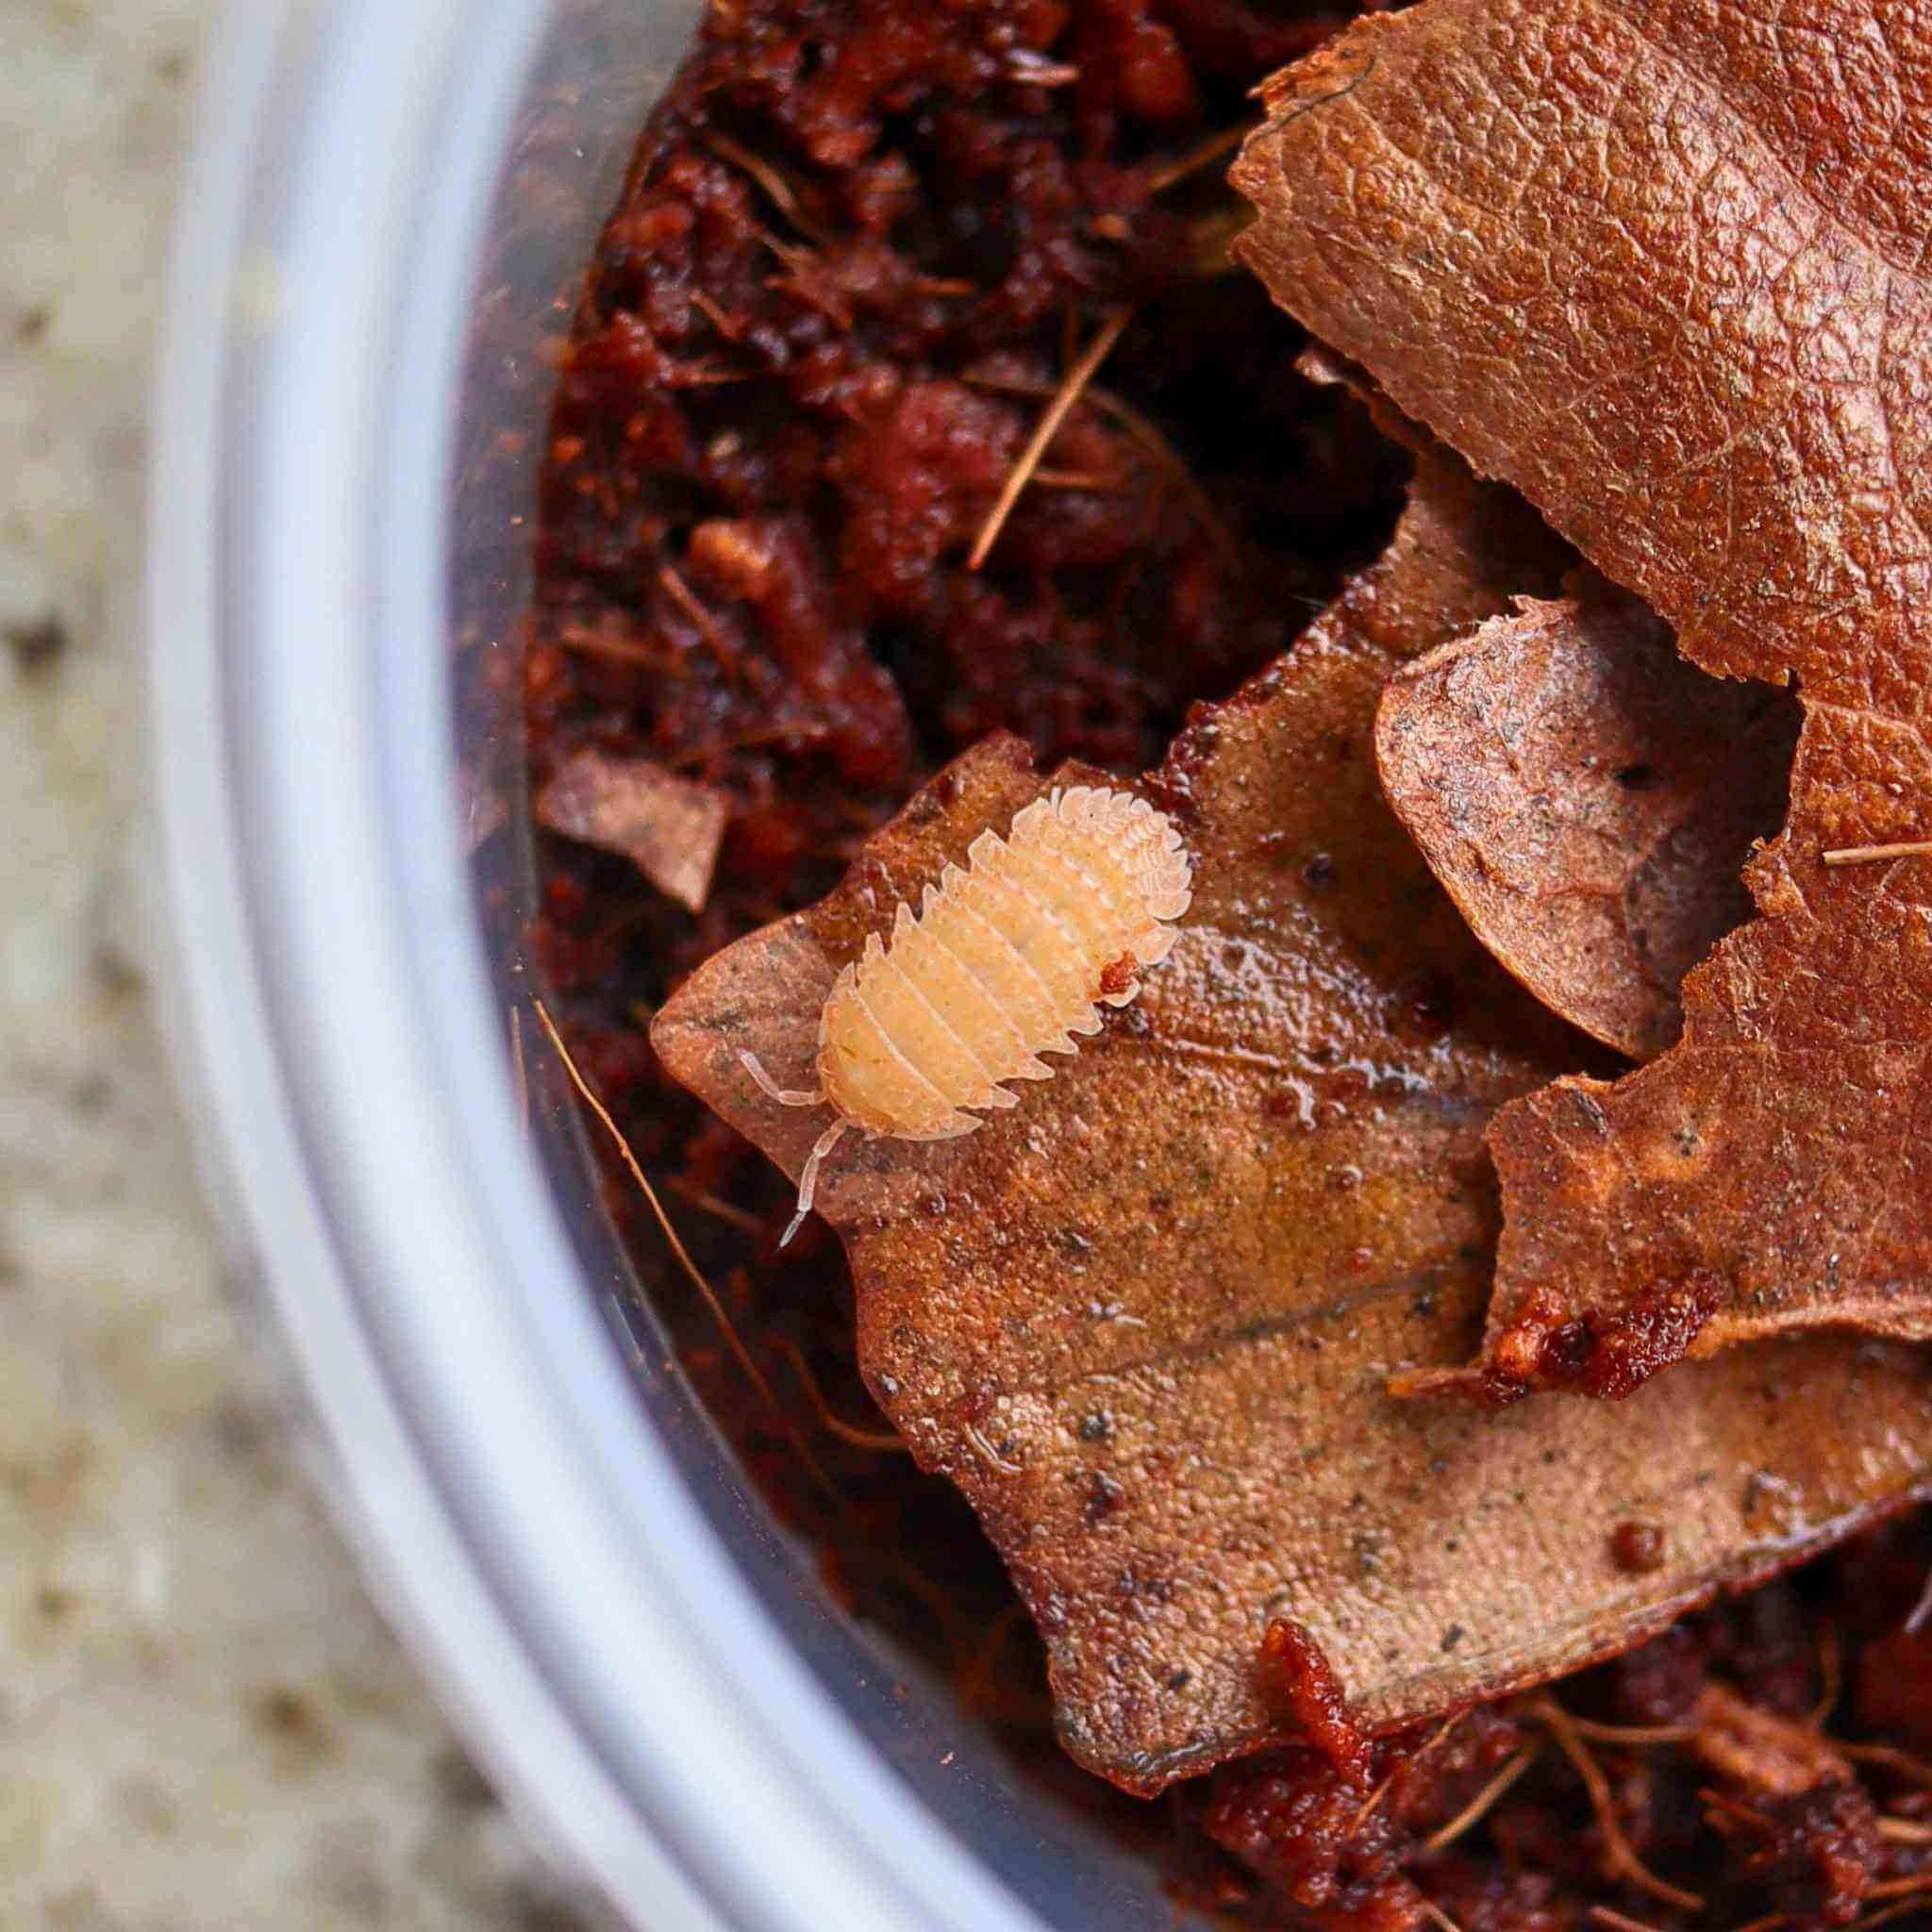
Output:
1235,0,1932,1395
535,746,729,914
1375,583,1801,1061
652,449,1932,1794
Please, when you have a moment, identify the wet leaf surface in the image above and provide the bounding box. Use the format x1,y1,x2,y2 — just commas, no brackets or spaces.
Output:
1235,0,1932,1393
653,454,1932,1792
1375,582,1800,1060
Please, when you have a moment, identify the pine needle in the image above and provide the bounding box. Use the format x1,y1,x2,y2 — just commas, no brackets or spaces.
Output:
770,1333,908,1453
1867,1872,1932,1902
1843,1741,1932,1789
1528,1696,1707,1914
1907,1559,1932,1637
1141,119,1259,193
690,286,744,342
1811,1622,1843,1727
1031,465,1121,491
1560,1715,1697,1747
1588,1908,1666,1932
557,624,679,670
1418,1903,1465,1932
664,1176,768,1236
1700,1787,1772,1837
1876,1815,1932,1845
1854,1898,1932,1930
1420,1746,1540,1853
1823,841,1932,866
969,308,1131,571
966,369,1252,586
531,997,830,1494
702,130,829,245
1352,1715,1461,1829
658,563,739,675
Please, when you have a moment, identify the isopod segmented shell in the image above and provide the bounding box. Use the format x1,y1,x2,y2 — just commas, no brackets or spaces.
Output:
742,785,1192,1242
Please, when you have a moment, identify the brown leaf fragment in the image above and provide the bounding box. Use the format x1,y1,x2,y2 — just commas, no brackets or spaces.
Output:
535,747,729,913
1376,584,1801,1060
1690,1682,1851,1799
1233,0,1932,1389
653,452,1932,1794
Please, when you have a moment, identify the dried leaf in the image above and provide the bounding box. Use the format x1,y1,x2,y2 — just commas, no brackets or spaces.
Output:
1375,583,1801,1060
1234,0,1932,1391
536,748,729,913
652,454,1932,1794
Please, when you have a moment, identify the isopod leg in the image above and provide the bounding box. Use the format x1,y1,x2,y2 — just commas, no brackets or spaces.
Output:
740,1049,825,1109
782,1121,849,1248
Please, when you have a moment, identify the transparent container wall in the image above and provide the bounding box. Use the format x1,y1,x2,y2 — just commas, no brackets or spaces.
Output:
447,5,1194,1925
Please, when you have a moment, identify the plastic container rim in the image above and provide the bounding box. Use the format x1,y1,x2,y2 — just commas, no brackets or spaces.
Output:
144,5,1049,1929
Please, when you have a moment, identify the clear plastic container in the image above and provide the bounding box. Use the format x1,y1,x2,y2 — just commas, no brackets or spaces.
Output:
147,4,1198,1925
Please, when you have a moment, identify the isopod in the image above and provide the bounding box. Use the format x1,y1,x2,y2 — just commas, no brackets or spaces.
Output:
743,784,1192,1243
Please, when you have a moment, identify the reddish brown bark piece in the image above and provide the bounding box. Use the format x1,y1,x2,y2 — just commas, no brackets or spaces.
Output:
535,748,729,914
1235,0,1932,1391
653,456,1932,1794
1376,585,1800,1060
1258,1619,1373,1790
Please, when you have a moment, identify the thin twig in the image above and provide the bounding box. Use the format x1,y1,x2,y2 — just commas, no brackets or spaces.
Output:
1420,1746,1540,1853
969,308,1131,571
1877,1815,1932,1845
770,1334,908,1453
1823,841,1932,866
1418,1903,1465,1932
531,998,830,1494
1588,1908,1666,1932
1141,118,1259,193
1529,1697,1707,1914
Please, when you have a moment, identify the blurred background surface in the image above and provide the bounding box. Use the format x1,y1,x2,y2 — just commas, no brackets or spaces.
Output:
1,7,612,1925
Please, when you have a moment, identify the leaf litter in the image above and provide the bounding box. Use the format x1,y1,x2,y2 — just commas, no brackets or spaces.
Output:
654,441,1932,1792
1234,0,1932,1396
1375,579,1799,1062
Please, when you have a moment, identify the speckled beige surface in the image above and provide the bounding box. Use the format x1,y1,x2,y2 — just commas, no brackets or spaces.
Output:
1,7,617,1926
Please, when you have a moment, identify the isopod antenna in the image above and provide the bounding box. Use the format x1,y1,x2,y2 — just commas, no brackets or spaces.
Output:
740,1051,848,1247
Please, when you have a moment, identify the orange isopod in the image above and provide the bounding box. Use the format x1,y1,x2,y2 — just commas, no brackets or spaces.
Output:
743,784,1192,1242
